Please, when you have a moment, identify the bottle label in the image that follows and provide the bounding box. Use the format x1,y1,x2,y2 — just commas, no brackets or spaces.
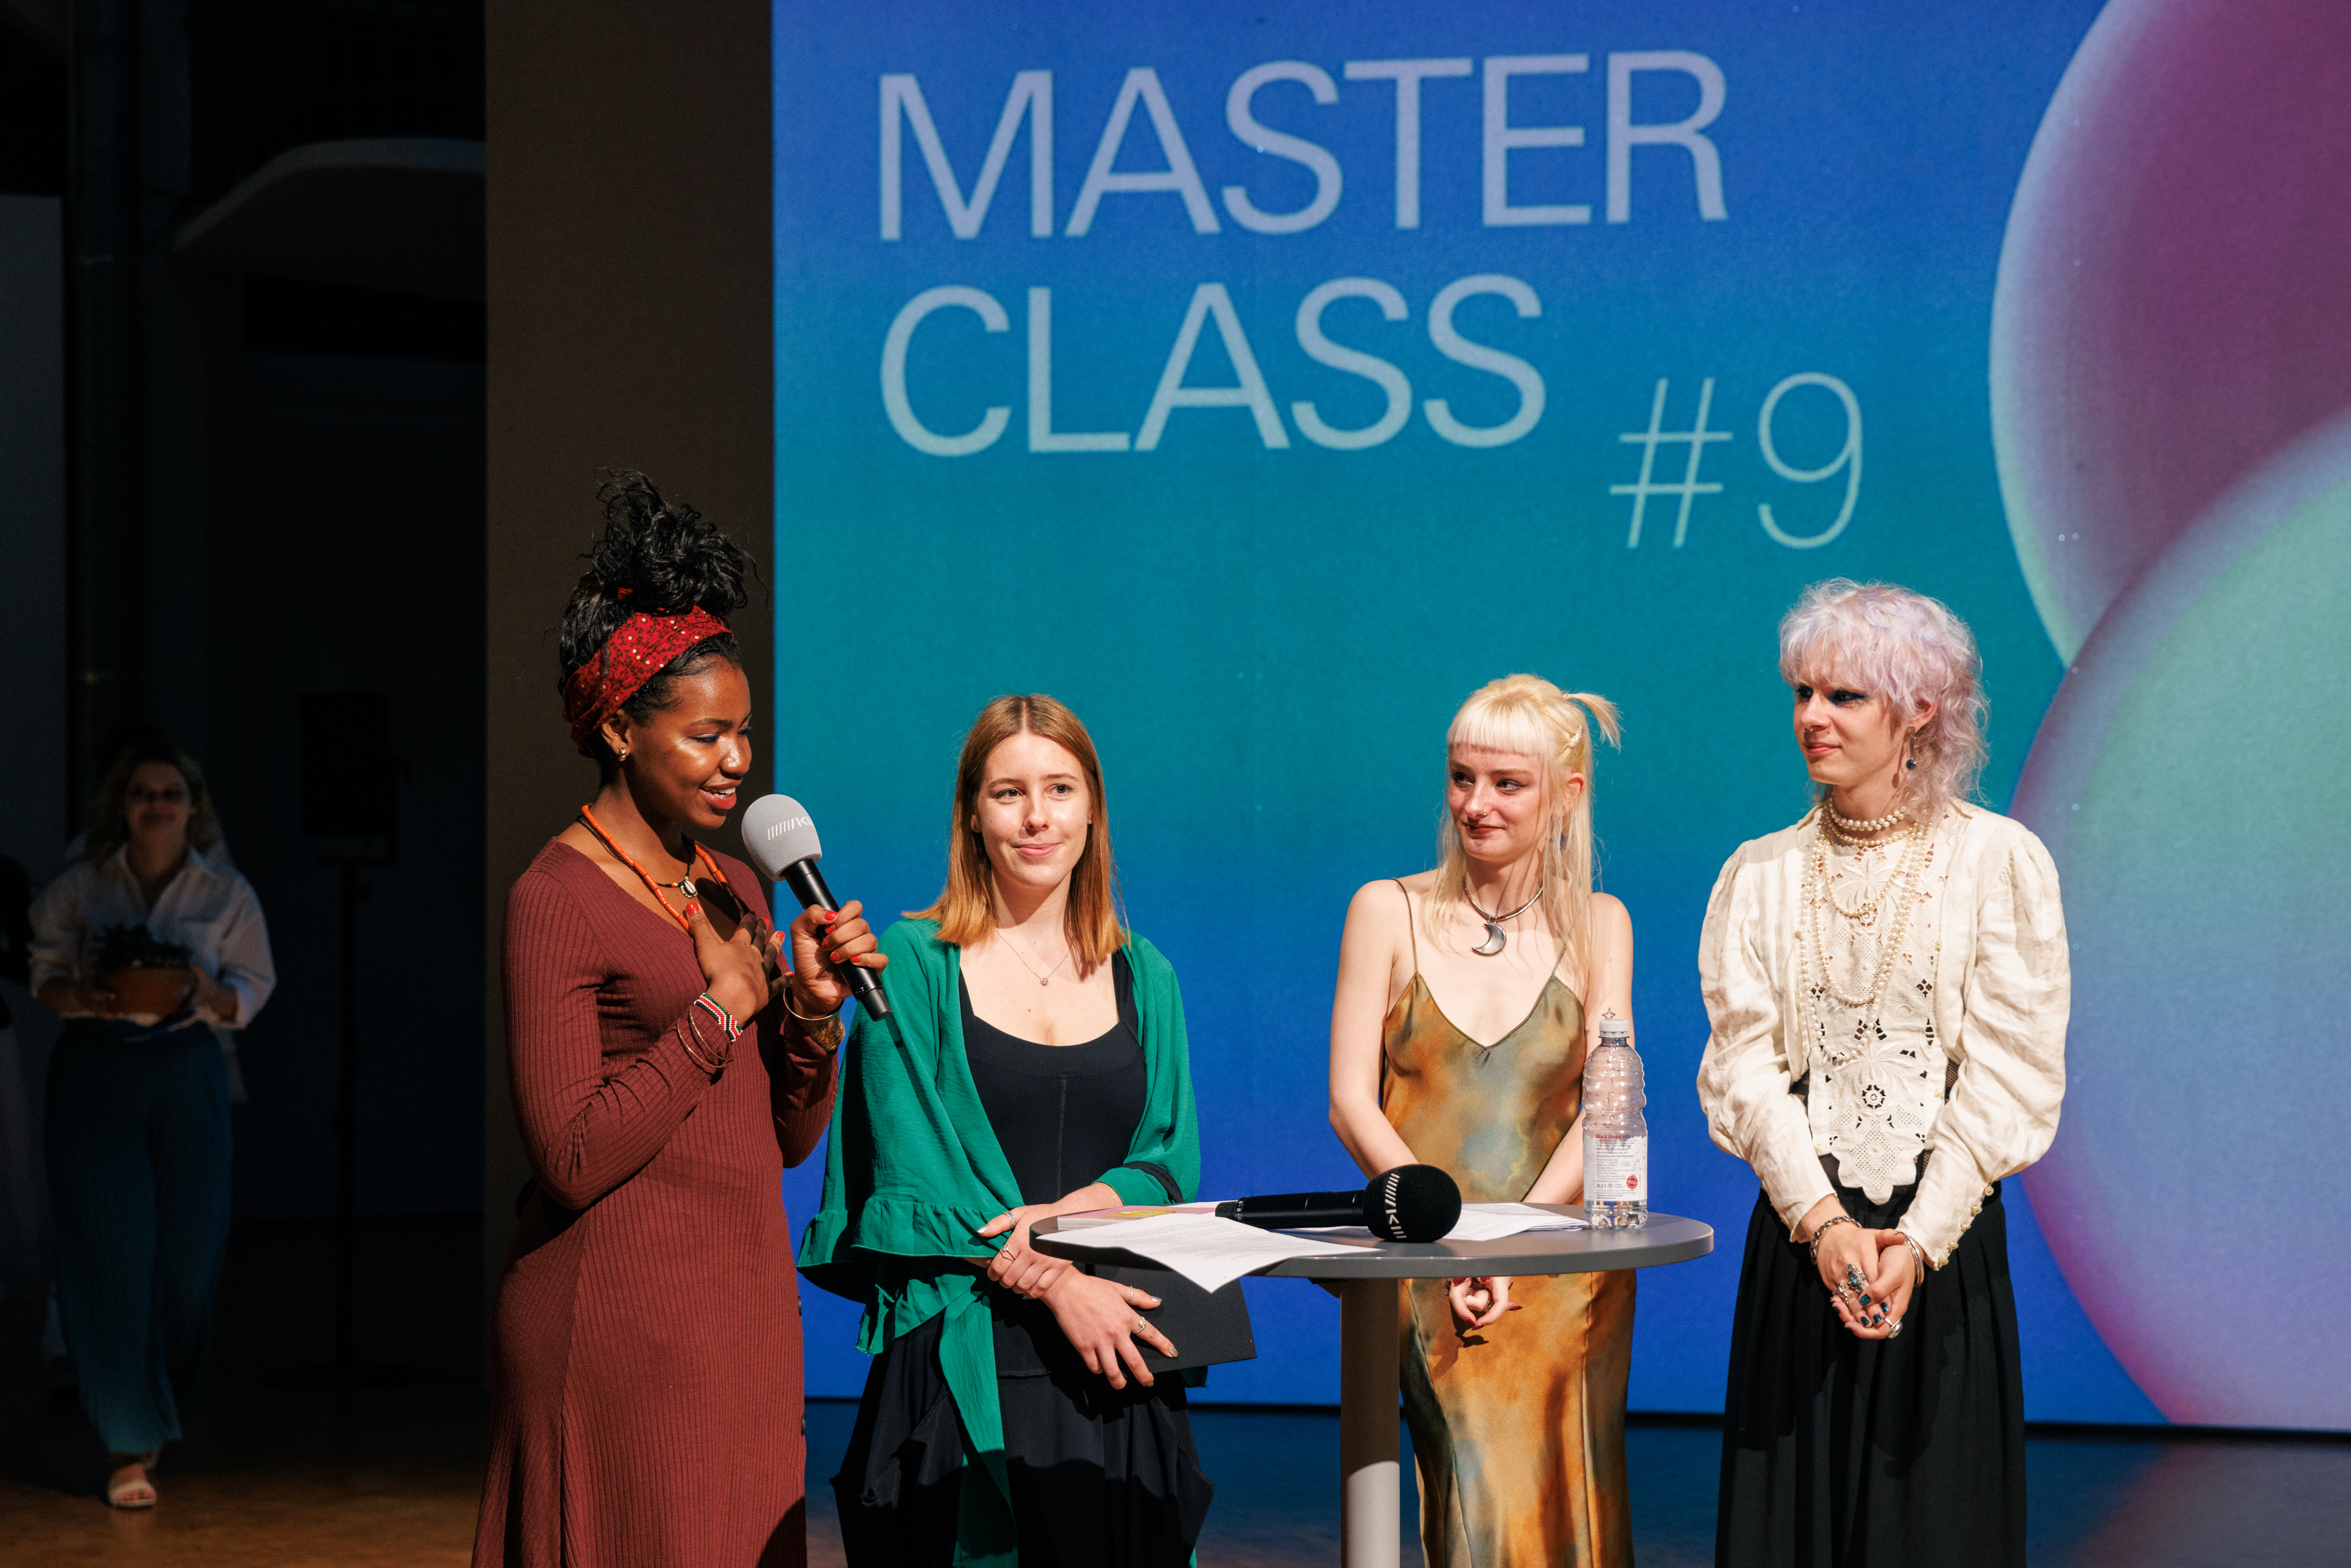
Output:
1587,1134,1648,1205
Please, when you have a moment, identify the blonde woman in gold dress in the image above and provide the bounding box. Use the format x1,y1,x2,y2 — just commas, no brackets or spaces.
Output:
1328,674,1636,1568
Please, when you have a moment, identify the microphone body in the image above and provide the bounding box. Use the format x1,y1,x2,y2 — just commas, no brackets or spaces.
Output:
740,794,891,1020
1217,1165,1461,1243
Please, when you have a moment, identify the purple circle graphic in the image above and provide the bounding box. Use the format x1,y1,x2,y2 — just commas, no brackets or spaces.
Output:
1991,0,2351,661
2014,414,2351,1431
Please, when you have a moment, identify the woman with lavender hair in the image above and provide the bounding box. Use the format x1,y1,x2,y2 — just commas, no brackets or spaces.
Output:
1698,580,2070,1567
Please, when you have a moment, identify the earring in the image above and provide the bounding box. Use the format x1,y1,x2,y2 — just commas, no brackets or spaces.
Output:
1903,731,1918,772
618,748,630,762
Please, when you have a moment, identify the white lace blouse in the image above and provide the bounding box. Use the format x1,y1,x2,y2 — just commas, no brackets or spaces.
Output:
1695,803,2070,1266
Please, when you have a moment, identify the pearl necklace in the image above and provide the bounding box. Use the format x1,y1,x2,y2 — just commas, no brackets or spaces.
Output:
1820,817,1922,924
1803,817,1929,1015
1824,800,1908,835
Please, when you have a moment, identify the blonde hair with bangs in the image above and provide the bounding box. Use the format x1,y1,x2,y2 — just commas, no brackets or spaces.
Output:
1777,579,1988,820
911,693,1127,970
1430,675,1621,983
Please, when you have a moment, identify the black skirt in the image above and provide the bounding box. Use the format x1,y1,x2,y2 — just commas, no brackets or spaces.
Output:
834,1296,1214,1568
1717,1163,2026,1568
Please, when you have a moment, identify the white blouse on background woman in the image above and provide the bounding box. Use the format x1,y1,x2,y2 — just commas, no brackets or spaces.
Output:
30,847,277,1030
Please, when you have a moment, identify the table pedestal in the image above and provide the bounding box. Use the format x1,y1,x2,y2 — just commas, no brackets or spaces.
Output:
1031,1207,1711,1568
1339,1278,1401,1568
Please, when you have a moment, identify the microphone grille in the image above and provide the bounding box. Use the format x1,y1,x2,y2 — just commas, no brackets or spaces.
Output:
1366,1164,1462,1243
740,794,822,879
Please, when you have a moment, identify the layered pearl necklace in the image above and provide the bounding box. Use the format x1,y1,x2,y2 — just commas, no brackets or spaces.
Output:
1824,800,1908,836
1802,808,1930,1017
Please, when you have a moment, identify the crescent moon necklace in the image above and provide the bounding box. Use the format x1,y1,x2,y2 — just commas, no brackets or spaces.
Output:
1463,879,1545,956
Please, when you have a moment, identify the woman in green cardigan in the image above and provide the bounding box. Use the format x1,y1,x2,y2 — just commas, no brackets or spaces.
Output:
799,693,1213,1567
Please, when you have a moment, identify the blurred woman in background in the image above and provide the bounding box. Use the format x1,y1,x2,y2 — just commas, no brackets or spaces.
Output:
1698,579,2069,1567
1327,674,1636,1567
31,743,276,1508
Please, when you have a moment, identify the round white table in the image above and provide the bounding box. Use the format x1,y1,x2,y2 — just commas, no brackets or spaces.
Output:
1037,1205,1713,1568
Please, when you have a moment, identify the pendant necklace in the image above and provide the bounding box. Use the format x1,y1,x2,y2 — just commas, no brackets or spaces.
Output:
577,805,724,934
999,930,1072,986
1463,879,1545,957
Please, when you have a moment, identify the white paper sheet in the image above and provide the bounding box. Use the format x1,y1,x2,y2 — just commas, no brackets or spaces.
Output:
1045,1213,1356,1293
1445,1202,1590,1241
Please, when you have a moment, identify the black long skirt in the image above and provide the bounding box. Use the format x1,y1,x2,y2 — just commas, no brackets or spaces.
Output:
834,1296,1214,1567
1717,1164,2026,1568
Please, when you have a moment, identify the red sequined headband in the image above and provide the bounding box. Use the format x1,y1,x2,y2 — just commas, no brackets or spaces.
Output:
563,605,732,754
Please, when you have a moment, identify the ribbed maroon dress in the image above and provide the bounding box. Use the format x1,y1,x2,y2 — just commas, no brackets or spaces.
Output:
474,841,838,1567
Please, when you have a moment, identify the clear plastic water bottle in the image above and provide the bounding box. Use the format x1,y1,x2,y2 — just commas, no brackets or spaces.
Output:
1582,1012,1648,1229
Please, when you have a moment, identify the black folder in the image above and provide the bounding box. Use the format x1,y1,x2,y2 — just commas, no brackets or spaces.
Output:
1090,1260,1258,1374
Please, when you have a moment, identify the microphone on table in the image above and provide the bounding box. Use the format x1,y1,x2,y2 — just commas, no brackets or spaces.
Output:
1216,1164,1462,1243
740,793,890,1020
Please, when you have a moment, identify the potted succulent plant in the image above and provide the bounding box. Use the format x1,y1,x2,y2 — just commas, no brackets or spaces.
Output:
92,923,198,1017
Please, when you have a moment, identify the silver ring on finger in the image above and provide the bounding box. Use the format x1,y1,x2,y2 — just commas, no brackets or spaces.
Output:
1887,1317,1904,1339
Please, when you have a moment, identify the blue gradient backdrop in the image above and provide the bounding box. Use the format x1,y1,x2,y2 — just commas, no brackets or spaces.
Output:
773,0,2161,1422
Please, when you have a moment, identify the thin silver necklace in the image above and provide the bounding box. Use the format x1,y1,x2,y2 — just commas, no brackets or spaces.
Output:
1463,879,1545,957
998,930,1071,987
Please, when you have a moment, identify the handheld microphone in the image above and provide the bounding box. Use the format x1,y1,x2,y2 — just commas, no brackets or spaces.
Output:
740,794,890,1020
1216,1164,1462,1243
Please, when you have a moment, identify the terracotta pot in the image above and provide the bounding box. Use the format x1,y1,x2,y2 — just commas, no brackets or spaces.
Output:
101,966,195,1016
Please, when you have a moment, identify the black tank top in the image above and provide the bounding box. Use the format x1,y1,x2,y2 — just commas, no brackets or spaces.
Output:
960,950,1146,1206
960,950,1147,1375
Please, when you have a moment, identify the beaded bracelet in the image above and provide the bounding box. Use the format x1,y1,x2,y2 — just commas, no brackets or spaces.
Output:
694,992,743,1043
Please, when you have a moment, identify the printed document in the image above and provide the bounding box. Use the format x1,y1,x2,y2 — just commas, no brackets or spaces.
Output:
1045,1213,1354,1293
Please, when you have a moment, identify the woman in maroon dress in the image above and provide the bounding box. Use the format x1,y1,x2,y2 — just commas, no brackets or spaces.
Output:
474,473,885,1567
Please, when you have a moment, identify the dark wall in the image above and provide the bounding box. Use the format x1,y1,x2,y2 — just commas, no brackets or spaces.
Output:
0,9,491,1227
210,340,488,1221
481,0,773,1295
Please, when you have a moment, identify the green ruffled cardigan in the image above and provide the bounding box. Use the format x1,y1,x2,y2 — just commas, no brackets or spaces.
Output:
796,918,1201,1566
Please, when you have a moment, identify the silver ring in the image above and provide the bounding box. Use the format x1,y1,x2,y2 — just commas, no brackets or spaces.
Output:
1133,1317,1149,1333
1887,1317,1904,1339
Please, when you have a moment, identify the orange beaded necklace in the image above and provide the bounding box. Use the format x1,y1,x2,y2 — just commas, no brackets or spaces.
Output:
577,804,726,935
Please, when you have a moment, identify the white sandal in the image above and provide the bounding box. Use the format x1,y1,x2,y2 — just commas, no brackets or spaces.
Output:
106,1459,157,1509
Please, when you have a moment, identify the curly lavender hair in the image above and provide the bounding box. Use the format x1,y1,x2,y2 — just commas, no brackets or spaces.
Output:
1777,579,1988,818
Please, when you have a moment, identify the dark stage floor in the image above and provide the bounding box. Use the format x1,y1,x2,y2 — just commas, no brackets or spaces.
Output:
3,1219,2343,1565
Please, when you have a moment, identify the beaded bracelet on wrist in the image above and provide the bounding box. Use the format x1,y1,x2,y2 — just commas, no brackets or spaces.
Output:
693,992,743,1042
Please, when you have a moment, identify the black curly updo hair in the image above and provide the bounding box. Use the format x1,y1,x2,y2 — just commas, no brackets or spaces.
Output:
558,470,753,771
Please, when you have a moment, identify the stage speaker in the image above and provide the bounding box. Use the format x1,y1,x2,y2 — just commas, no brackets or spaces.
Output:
300,692,398,842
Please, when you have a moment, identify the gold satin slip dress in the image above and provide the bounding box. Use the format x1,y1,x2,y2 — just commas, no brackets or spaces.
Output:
1380,882,1635,1567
